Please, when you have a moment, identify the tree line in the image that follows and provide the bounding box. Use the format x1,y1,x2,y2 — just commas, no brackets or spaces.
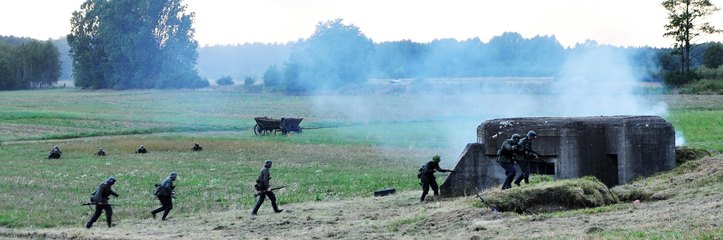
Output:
0,36,61,90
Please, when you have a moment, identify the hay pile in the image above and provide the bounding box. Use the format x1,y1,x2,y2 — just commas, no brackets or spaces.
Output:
483,176,618,213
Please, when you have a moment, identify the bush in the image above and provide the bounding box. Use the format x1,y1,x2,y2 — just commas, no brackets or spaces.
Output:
243,76,254,86
482,176,618,213
216,76,233,86
695,65,723,80
679,79,723,94
663,71,698,87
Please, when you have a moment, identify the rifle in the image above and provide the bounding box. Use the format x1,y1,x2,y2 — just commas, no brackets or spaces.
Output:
254,186,285,197
82,202,118,206
474,187,497,212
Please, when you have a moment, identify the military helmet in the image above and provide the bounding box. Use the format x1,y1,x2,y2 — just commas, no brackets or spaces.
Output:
511,134,521,140
169,172,177,180
432,155,441,162
106,176,116,184
264,160,273,165
527,130,537,138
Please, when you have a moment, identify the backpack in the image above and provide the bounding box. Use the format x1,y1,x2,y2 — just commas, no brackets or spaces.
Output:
153,183,162,196
417,163,427,178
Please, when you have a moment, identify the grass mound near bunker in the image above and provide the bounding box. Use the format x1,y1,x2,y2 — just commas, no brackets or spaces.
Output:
482,176,618,213
611,154,723,202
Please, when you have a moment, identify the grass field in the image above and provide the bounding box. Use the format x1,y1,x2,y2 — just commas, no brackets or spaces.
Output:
0,89,721,232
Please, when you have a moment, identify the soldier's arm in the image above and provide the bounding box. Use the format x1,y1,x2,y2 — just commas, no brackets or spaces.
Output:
110,189,119,197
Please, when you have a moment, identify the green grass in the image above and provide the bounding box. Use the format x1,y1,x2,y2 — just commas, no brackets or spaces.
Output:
0,90,722,229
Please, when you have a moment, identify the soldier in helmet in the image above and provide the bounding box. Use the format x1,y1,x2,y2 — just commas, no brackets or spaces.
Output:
498,134,520,190
151,172,177,220
251,160,283,215
48,146,62,159
192,143,203,151
85,176,119,228
135,145,147,154
418,155,453,202
514,131,539,186
96,148,106,156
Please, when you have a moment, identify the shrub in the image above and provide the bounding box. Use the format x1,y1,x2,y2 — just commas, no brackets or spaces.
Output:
679,79,723,94
244,76,254,86
216,76,234,86
482,176,618,213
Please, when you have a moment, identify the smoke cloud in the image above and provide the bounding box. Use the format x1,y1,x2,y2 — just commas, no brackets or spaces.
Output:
308,44,676,162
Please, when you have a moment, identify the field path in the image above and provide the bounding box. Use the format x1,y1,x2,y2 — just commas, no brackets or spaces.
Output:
1,186,721,240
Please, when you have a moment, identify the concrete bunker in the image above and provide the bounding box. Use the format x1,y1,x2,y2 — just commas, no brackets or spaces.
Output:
440,116,676,197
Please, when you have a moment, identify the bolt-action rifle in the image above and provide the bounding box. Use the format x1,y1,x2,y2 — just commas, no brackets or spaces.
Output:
474,187,497,212
254,186,285,197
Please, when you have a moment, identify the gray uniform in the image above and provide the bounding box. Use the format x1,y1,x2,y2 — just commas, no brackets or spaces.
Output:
85,177,118,228
151,173,176,220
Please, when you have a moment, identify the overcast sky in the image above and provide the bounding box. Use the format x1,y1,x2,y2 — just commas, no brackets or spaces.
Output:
1,0,722,48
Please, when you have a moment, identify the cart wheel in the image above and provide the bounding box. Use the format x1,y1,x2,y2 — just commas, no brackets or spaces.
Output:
254,124,263,136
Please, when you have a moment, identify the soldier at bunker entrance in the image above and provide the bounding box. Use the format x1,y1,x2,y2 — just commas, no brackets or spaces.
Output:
498,134,520,190
418,155,453,202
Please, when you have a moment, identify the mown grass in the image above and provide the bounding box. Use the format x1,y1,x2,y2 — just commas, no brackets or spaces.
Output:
0,134,435,228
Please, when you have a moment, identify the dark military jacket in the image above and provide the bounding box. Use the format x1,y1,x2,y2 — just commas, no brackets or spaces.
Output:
93,180,118,204
256,167,271,190
517,137,535,161
420,161,449,181
497,139,518,163
156,177,175,197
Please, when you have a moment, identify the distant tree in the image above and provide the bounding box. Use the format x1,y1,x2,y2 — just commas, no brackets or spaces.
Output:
702,42,723,68
662,0,721,76
285,19,374,93
243,76,254,86
216,76,233,85
262,64,282,87
68,0,206,89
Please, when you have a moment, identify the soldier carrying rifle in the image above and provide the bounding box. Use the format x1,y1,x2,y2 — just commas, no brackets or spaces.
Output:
514,131,539,186
85,176,119,228
251,160,283,215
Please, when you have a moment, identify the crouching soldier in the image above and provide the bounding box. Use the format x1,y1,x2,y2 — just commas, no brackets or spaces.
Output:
418,155,453,202
251,160,283,215
48,146,62,159
192,143,202,151
85,176,119,228
151,172,177,220
96,148,106,156
135,145,147,154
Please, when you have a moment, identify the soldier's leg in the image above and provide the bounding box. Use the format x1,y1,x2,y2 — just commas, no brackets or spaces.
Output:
514,161,526,186
161,196,173,220
85,205,104,228
420,181,430,202
251,192,267,215
501,162,516,189
267,192,282,212
430,180,440,196
105,205,113,228
151,197,165,217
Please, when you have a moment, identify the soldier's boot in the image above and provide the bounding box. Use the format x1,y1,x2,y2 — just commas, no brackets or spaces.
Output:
513,178,521,186
271,201,283,213
85,222,92,229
